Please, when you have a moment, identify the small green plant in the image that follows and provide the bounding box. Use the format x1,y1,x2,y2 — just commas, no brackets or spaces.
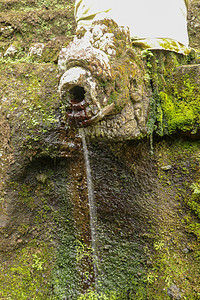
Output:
144,272,158,284
154,240,165,251
32,253,45,271
0,244,53,299
141,49,154,59
191,183,200,194
78,289,120,300
76,240,94,263
186,181,200,220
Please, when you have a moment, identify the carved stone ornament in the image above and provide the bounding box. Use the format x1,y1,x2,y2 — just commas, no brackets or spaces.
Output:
58,19,150,140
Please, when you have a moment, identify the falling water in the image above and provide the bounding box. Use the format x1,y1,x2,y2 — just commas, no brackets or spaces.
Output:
79,128,98,282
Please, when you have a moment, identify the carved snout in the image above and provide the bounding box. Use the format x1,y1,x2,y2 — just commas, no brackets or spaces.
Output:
59,67,114,127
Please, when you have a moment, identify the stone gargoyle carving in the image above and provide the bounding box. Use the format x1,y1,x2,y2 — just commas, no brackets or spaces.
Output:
58,19,150,140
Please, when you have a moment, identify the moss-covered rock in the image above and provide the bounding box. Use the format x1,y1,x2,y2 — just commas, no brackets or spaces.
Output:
160,64,200,137
0,0,200,299
0,0,74,12
79,137,200,299
144,50,200,138
0,8,75,44
0,62,61,158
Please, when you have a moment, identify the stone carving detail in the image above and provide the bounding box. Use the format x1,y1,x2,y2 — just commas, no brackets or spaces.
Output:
58,19,150,140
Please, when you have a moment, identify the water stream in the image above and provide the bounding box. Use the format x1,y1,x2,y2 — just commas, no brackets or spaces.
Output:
79,128,98,283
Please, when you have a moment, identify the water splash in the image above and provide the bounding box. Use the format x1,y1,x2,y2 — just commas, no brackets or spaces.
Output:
79,128,98,281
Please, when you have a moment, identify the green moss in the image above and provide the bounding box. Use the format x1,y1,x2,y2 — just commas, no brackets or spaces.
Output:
159,75,200,133
94,237,146,296
0,8,75,49
185,181,200,239
147,92,164,138
0,0,74,12
0,242,54,299
141,139,200,299
182,181,200,297
0,62,61,158
78,287,146,300
50,235,78,299
1,158,81,299
145,50,200,136
49,187,79,299
40,37,73,63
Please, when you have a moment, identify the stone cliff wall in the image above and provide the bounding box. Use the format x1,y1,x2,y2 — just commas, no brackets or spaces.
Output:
0,0,200,299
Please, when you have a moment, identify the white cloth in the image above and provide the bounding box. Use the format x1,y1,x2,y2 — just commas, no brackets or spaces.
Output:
75,0,189,47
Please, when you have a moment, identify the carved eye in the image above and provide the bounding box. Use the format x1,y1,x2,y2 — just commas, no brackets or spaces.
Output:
134,104,143,120
130,91,142,102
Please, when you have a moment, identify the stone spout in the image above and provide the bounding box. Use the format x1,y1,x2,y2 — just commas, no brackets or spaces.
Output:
58,20,150,140
59,66,115,127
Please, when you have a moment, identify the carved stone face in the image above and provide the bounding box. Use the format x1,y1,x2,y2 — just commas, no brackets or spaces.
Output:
58,20,150,140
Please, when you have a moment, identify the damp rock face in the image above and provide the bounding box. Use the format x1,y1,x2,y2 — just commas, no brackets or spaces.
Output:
0,0,200,299
58,19,150,140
